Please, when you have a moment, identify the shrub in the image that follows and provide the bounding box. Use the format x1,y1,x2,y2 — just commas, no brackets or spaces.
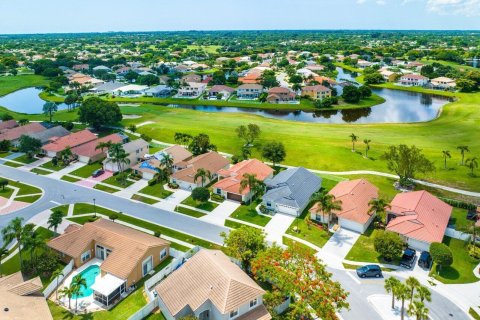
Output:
430,242,453,272
168,182,179,189
148,178,157,186
439,197,476,211
468,244,480,259
191,187,210,202
373,230,404,262
211,193,225,202
154,231,162,237
140,133,152,142
62,121,74,131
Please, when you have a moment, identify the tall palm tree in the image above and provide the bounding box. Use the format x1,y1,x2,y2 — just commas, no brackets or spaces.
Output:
466,157,478,176
1,217,25,268
239,173,264,203
22,227,44,272
107,143,130,184
406,276,420,302
415,286,431,303
43,102,58,122
442,150,451,169
48,210,64,236
350,133,358,152
311,191,342,227
363,139,371,158
154,167,170,184
59,285,75,309
50,269,64,301
194,168,212,187
60,146,73,166
95,141,113,153
407,300,429,320
0,245,8,277
160,153,174,170
71,275,87,313
368,198,390,225
397,283,410,320
384,277,401,309
457,145,470,165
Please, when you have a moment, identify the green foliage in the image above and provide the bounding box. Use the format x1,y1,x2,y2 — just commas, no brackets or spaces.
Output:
188,133,216,156
78,97,122,129
364,72,384,84
373,230,404,262
342,85,361,103
430,242,453,270
221,226,266,270
19,135,42,158
191,187,210,202
261,141,286,166
235,123,261,146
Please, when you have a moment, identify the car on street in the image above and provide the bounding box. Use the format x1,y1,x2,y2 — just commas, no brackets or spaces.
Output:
92,169,105,178
418,251,432,269
356,264,383,278
400,248,417,269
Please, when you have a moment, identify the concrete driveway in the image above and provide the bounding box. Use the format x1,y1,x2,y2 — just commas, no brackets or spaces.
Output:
200,200,241,226
264,213,295,244
317,228,361,268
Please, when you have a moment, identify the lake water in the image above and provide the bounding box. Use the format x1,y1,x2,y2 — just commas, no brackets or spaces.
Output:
0,87,68,114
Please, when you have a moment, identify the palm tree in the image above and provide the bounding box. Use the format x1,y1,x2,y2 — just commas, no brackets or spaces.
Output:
397,283,410,320
1,217,25,268
48,210,64,235
415,286,431,303
95,141,113,153
160,153,174,170
239,173,264,203
71,275,87,313
384,277,401,309
43,102,58,122
350,133,358,152
407,300,429,320
466,157,478,176
22,227,44,272
442,150,451,169
154,167,170,184
457,145,469,165
0,245,8,277
368,198,390,225
59,285,74,309
311,191,342,227
194,168,212,187
107,143,130,184
363,139,371,158
60,146,73,166
50,269,64,301
406,276,420,302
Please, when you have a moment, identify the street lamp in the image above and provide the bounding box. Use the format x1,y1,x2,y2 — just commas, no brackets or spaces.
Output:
93,198,96,218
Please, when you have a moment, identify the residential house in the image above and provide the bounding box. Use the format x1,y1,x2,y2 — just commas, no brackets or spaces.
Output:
25,125,70,145
133,145,193,180
238,72,262,84
0,122,45,146
405,61,424,70
266,87,296,104
399,74,429,86
181,74,202,83
72,133,124,164
112,84,148,96
301,85,332,100
144,85,173,97
48,219,170,307
236,84,263,100
314,76,336,86
263,167,322,216
177,82,206,98
92,65,111,72
297,68,318,78
72,64,89,71
386,191,452,251
208,85,235,99
42,129,97,158
89,82,126,95
431,77,456,89
309,179,379,233
0,119,18,132
379,69,399,82
357,60,373,68
104,138,148,172
0,272,53,320
171,151,230,190
69,73,104,86
213,159,274,202
155,249,271,320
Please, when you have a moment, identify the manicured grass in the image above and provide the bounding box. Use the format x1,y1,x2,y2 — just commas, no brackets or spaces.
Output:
60,175,81,183
3,178,42,196
345,227,400,265
3,161,23,167
282,236,317,253
68,162,103,178
0,186,15,199
0,75,49,97
469,308,480,320
31,168,51,175
229,199,271,227
131,194,158,205
450,207,471,231
15,194,41,203
40,160,67,171
224,219,256,229
286,218,332,249
139,183,173,199
430,237,480,284
13,154,38,164
51,204,70,216
93,184,119,193
181,196,218,212
73,203,118,216
101,174,134,188
68,215,97,224
0,151,12,158
175,206,206,218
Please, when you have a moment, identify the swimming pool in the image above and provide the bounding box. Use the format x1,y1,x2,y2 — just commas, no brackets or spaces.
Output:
72,264,100,298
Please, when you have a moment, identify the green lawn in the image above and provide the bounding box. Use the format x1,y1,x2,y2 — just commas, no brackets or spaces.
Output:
73,203,118,216
470,308,480,320
3,161,23,167
40,161,67,171
101,174,134,188
224,219,256,229
31,168,51,175
282,236,317,254
69,162,103,178
175,206,206,218
15,194,41,203
229,199,271,227
286,218,332,248
93,184,119,193
0,186,15,199
13,154,38,164
51,204,70,216
0,151,12,158
2,178,42,196
430,237,480,284
60,175,81,183
181,196,218,212
0,75,49,97
131,194,158,205
139,183,173,199
450,207,471,231
67,215,97,224
345,227,400,265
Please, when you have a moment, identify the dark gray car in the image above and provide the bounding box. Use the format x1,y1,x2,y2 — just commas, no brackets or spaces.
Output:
356,265,383,278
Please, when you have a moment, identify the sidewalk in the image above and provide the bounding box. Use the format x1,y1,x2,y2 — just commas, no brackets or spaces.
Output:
264,213,295,244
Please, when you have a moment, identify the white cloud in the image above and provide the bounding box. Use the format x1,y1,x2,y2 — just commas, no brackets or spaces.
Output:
426,0,480,16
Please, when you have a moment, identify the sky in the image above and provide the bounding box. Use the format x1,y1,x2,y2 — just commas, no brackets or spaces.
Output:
0,0,479,34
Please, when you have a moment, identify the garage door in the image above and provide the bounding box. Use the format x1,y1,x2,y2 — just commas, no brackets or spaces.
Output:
278,205,298,216
227,193,242,202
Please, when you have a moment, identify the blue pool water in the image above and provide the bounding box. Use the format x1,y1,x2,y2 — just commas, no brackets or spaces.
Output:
72,264,100,298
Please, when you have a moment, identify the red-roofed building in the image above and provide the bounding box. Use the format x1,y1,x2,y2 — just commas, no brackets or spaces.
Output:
42,129,97,157
266,87,296,104
213,159,274,202
386,191,452,251
238,72,262,84
73,133,123,163
309,179,379,233
0,122,45,146
399,74,429,86
0,120,18,132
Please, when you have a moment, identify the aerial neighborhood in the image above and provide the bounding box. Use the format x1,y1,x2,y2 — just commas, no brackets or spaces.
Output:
0,26,480,320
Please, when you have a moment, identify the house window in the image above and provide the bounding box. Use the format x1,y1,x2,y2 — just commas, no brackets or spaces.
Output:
266,201,272,207
142,256,153,277
81,251,90,263
249,298,258,308
160,248,167,259
216,188,222,195
229,309,239,319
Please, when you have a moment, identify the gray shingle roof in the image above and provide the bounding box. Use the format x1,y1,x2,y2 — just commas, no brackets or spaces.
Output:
26,125,69,144
263,167,322,209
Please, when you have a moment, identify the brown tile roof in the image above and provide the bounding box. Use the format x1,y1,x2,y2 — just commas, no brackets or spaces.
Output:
0,120,18,132
267,87,291,94
162,145,193,165
309,179,378,224
0,272,52,320
209,85,235,94
237,84,263,90
302,85,331,93
155,250,266,317
47,219,169,280
236,305,272,320
42,129,97,153
386,191,452,244
172,151,230,184
72,133,122,158
0,122,45,141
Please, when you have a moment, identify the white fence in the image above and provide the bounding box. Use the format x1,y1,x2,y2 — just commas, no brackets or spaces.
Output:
128,299,158,320
275,296,291,315
446,228,471,241
43,259,74,298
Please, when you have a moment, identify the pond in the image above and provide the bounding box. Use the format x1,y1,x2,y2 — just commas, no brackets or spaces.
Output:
0,87,68,114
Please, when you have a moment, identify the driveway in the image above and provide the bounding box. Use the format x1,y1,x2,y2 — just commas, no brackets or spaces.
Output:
317,228,360,268
264,213,295,244
48,161,86,179
76,171,113,188
200,200,241,226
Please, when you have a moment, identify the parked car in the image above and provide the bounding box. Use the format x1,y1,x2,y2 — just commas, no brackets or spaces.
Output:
356,265,383,278
92,169,105,178
467,209,479,221
400,248,417,269
418,251,432,269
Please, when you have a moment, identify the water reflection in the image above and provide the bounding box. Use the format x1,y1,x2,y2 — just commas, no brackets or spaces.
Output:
0,87,68,114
